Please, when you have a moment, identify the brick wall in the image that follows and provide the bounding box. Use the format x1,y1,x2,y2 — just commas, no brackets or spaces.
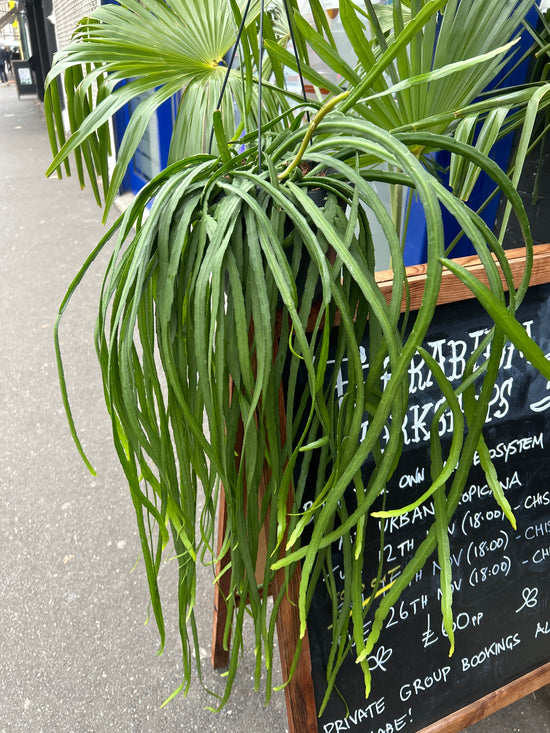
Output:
52,0,98,51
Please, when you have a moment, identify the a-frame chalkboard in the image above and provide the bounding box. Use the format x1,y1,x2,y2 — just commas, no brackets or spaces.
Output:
212,244,550,733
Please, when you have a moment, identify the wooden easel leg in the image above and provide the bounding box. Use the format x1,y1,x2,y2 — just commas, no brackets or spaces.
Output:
211,482,231,669
211,388,243,669
211,378,318,731
272,563,319,733
269,384,318,732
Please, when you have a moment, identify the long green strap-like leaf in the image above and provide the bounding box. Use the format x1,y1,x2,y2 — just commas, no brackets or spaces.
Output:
442,258,550,379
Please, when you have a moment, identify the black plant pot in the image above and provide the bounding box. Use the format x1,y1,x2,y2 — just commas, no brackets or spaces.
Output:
496,125,550,249
279,183,345,308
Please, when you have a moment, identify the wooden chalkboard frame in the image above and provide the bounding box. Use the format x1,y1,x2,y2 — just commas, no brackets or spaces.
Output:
211,243,550,733
417,659,550,733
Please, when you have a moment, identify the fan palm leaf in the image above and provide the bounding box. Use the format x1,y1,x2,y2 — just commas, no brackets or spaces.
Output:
44,0,298,214
269,0,550,195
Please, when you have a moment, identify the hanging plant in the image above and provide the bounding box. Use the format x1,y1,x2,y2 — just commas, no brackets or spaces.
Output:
54,103,550,706
46,0,550,713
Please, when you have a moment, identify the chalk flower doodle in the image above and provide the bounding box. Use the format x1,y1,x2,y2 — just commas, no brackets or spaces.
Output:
530,353,550,412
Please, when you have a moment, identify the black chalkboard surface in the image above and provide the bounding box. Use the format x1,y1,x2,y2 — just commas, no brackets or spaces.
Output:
306,274,550,733
210,245,550,733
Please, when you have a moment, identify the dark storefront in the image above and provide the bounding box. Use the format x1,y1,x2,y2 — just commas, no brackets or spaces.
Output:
19,0,56,100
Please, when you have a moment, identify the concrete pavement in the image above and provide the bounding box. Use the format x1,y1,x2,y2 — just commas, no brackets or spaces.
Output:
1,80,549,733
0,82,289,732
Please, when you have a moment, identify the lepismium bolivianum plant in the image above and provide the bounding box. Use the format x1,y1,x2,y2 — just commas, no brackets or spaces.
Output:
54,105,550,708
48,0,550,713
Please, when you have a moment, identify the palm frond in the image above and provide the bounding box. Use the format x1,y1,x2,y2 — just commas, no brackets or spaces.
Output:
44,0,296,211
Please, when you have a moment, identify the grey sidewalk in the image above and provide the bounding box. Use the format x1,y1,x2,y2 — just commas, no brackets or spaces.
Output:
0,83,288,732
1,82,549,733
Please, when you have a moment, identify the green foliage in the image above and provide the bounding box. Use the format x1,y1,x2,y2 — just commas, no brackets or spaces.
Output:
55,112,550,707
48,0,550,712
44,0,302,215
271,0,550,200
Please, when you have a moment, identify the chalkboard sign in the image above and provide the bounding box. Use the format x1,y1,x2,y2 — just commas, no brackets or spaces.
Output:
12,60,38,99
211,245,550,733
303,245,550,733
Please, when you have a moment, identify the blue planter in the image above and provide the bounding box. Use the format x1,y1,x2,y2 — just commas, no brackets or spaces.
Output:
403,6,540,265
